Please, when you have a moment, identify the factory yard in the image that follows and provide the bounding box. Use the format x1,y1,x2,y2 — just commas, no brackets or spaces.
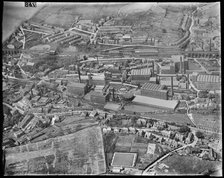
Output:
2,2,221,176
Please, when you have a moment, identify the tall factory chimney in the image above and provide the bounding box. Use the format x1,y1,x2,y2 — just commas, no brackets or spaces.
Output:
171,76,174,97
151,60,154,76
187,73,190,89
180,56,183,74
209,38,212,51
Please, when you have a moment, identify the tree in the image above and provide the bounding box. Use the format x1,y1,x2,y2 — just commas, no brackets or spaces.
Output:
196,131,204,139
175,138,179,142
176,75,182,81
198,90,209,98
179,126,191,133
162,29,167,33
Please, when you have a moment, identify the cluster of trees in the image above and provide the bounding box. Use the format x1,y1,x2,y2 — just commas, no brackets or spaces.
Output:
179,125,191,133
198,90,220,104
196,131,204,139
198,90,209,98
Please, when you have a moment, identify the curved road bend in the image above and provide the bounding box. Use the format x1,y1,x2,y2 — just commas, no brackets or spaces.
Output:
142,132,198,175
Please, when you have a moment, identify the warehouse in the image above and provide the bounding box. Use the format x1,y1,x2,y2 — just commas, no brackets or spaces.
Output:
156,62,175,74
140,82,168,100
98,26,132,34
132,95,179,110
81,74,105,85
66,82,87,96
90,91,110,104
194,74,221,90
131,68,152,80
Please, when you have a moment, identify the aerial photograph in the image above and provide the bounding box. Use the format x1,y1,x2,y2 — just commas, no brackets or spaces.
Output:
2,1,222,176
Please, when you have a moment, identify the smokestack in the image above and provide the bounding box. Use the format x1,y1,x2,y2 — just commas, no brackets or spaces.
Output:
187,73,190,89
209,38,212,52
171,76,174,97
180,56,183,74
152,61,154,76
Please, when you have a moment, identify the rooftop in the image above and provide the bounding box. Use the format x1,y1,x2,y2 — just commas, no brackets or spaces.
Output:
197,74,221,83
67,82,87,88
141,82,164,91
104,102,121,111
131,68,152,76
133,95,179,110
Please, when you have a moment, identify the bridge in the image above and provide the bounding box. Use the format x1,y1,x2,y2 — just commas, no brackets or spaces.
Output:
183,50,220,58
2,48,51,55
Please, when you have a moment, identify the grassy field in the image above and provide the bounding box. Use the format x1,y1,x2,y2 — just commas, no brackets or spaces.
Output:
32,3,125,28
3,2,44,42
103,133,168,170
157,153,221,175
192,113,221,133
142,113,194,126
5,126,106,175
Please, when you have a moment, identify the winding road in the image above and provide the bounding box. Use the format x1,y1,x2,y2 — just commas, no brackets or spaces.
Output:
142,131,198,175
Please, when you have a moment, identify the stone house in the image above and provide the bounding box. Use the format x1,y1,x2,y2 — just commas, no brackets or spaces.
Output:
175,132,185,142
144,131,152,139
185,132,194,144
160,130,172,138
129,127,136,134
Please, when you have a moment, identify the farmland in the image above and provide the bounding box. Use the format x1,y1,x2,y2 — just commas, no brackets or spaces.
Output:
31,3,126,28
103,133,169,170
156,153,221,175
192,113,221,133
5,126,106,175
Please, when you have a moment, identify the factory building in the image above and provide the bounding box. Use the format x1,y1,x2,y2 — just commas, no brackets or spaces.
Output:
171,55,189,73
90,91,110,105
131,68,152,80
156,62,175,74
66,82,87,96
193,74,221,90
140,82,168,100
133,95,179,111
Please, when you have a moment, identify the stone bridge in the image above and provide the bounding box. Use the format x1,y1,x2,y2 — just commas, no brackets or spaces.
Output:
183,50,220,58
